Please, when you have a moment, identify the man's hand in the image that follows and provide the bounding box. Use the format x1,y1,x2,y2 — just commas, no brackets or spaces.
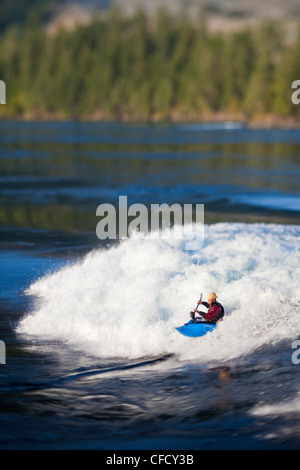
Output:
197,301,202,305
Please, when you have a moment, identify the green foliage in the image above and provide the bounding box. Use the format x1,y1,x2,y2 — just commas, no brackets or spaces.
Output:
0,9,299,121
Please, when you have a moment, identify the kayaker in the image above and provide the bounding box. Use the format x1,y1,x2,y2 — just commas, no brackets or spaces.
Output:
190,292,224,323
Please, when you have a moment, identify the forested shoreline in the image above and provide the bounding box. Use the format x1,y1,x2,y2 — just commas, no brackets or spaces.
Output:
1,8,300,124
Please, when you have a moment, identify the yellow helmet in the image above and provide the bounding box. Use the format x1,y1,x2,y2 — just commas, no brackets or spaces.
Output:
207,292,217,300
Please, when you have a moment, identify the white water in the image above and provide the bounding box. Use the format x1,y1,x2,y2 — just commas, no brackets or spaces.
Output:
18,223,300,365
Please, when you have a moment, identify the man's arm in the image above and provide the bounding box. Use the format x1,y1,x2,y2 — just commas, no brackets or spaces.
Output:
197,301,209,310
200,301,209,309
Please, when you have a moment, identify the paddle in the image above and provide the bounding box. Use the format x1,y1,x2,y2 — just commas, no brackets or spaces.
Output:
186,293,202,324
198,292,203,306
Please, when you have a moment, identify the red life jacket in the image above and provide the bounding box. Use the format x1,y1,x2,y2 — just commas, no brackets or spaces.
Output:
202,301,224,323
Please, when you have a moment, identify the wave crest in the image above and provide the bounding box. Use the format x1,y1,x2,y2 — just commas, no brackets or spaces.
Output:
17,223,300,364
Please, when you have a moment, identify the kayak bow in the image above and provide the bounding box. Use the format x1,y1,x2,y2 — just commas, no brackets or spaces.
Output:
175,319,217,338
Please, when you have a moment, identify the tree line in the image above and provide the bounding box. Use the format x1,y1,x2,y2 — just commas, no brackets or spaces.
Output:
0,8,300,121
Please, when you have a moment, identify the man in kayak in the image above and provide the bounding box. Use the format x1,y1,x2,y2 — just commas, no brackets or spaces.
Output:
190,292,224,323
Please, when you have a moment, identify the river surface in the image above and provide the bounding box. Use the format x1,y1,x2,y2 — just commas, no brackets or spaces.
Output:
0,121,299,449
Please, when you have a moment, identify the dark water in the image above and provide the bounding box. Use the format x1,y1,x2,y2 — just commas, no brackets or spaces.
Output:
0,121,300,450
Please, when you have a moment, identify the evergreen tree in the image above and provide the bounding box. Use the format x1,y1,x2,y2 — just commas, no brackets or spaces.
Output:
0,10,299,122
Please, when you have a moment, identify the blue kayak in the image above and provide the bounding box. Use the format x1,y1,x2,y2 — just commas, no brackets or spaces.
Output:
175,319,217,338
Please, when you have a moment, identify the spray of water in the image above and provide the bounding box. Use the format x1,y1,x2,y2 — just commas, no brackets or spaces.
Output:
17,223,300,365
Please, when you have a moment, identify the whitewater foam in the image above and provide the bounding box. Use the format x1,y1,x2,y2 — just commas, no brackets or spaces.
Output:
17,223,300,364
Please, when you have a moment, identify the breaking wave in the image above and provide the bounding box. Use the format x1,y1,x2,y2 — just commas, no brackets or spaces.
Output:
17,223,300,365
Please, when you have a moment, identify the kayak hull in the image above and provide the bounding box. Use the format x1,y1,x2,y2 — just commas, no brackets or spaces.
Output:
175,319,217,338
